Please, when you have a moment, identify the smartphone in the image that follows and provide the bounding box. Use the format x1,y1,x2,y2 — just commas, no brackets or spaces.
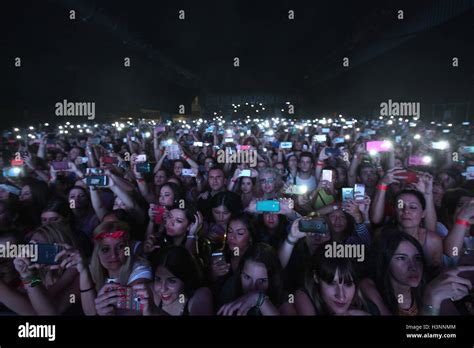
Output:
408,156,431,166
342,188,354,202
11,159,24,167
239,169,251,177
314,135,327,143
463,146,474,153
271,142,280,149
182,168,196,177
90,138,101,145
333,137,345,144
280,142,293,149
298,218,329,234
52,161,69,171
325,148,341,157
432,141,449,150
136,162,151,173
322,128,330,134
224,138,234,143
205,126,215,133
155,126,166,133
168,145,181,160
366,141,392,153
395,136,402,143
183,129,189,134
464,167,474,181
302,144,309,151
2,167,22,178
115,286,142,311
33,244,62,265
136,154,147,162
285,185,308,195
86,168,104,175
256,200,280,213
322,169,333,182
193,141,203,147
102,156,118,165
398,171,419,184
237,145,251,151
78,156,89,164
152,206,166,224
211,251,224,262
354,184,365,200
86,175,109,187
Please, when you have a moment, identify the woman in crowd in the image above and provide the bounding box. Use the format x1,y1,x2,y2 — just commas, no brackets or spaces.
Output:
360,228,474,316
218,243,296,315
134,246,213,315
294,243,372,315
57,220,152,315
256,167,283,200
201,191,242,251
7,222,82,315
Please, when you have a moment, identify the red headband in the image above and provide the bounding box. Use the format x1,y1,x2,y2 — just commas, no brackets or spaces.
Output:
93,230,129,241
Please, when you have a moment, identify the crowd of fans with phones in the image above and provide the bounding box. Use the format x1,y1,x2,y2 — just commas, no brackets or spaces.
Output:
0,115,473,316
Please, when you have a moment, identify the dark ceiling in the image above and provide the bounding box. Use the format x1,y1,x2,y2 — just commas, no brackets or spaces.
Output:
1,0,473,125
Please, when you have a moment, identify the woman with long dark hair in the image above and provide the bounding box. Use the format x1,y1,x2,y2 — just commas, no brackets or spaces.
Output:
295,243,371,315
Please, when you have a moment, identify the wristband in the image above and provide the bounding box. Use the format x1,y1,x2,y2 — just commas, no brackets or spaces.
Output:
377,184,388,191
286,237,297,246
455,219,470,227
80,285,96,293
22,276,42,288
187,235,196,240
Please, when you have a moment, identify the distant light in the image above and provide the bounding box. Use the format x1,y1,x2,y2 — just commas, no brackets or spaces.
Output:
414,134,421,140
29,126,34,130
423,156,432,164
13,128,19,132
286,102,290,105
44,123,49,126
59,126,63,129
344,135,350,140
281,109,285,112
16,135,21,139
145,132,151,138
262,107,265,110
66,122,70,125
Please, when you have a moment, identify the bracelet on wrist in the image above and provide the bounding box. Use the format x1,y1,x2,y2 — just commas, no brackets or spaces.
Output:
80,285,96,293
455,219,470,227
187,235,197,240
286,237,297,245
376,184,388,191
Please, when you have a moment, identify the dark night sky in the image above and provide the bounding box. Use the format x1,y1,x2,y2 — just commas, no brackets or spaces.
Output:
1,0,473,126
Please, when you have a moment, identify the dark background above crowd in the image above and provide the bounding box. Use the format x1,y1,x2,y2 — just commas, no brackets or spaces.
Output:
1,0,474,126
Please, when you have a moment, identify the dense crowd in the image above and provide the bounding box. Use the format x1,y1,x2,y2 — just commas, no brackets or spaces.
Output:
0,116,473,316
